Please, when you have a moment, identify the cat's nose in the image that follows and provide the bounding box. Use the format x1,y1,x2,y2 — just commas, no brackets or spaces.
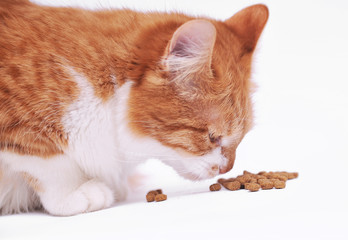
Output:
220,147,236,174
219,166,230,174
219,159,235,174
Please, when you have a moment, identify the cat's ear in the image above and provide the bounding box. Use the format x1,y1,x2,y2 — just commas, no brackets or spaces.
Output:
225,4,269,53
163,20,216,74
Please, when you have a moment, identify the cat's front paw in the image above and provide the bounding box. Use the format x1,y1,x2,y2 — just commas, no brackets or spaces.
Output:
78,180,114,213
43,179,114,216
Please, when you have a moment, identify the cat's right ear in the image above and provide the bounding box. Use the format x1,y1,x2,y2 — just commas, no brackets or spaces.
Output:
163,20,216,77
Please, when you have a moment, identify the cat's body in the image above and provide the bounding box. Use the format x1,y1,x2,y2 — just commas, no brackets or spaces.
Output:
0,0,268,215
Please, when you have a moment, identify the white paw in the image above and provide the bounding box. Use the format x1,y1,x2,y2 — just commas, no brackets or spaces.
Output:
78,180,114,212
42,180,114,216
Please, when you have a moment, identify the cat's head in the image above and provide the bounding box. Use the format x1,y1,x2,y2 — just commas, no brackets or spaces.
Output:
126,4,268,180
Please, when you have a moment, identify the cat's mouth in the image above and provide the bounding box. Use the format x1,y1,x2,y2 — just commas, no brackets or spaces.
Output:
179,164,220,181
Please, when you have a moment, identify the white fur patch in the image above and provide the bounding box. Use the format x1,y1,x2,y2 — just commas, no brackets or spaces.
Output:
62,67,129,196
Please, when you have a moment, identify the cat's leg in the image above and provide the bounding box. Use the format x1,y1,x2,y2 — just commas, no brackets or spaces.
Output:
0,163,41,215
0,152,114,216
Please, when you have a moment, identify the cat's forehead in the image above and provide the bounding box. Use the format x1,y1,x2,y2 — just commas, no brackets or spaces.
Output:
197,98,245,130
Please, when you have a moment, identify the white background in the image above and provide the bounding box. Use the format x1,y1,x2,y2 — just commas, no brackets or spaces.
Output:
1,0,347,239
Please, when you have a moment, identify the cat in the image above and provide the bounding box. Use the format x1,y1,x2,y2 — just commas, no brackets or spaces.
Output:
0,0,268,216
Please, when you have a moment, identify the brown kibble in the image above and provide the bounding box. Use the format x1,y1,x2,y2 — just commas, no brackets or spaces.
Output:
146,192,156,202
258,179,274,190
155,189,163,194
211,170,297,194
209,183,222,191
146,189,165,202
277,175,288,181
249,178,257,184
155,194,167,202
277,171,298,180
147,190,159,196
274,180,286,189
268,173,288,181
236,175,252,185
245,183,261,192
217,178,227,184
223,181,241,191
287,172,299,180
269,178,278,184
255,175,267,180
257,179,268,184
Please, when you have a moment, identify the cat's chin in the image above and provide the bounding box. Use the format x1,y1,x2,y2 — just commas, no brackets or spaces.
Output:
178,169,220,181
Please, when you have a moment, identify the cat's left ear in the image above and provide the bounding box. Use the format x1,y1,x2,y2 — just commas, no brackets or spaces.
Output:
163,20,216,75
225,4,269,53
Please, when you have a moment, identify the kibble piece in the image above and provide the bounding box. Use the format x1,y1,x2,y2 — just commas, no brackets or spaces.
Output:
155,194,167,202
276,175,288,181
236,175,252,185
249,178,257,184
147,190,159,196
258,179,274,190
255,174,267,180
218,178,227,184
209,183,222,191
245,183,261,192
277,171,298,180
146,192,156,202
268,173,287,181
269,178,278,184
287,172,299,180
223,181,241,191
155,189,163,194
274,180,286,189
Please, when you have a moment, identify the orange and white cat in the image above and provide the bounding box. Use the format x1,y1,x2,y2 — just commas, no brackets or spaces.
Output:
0,0,268,215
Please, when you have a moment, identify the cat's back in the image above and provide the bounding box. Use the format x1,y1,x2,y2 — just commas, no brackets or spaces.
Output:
0,0,133,157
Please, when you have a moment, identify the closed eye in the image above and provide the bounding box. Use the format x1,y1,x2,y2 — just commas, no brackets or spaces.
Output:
209,133,222,146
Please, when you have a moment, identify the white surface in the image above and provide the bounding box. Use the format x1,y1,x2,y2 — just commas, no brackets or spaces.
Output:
1,0,348,239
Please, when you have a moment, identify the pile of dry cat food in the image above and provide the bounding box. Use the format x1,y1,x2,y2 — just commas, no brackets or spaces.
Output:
146,171,298,202
146,189,167,202
211,170,298,192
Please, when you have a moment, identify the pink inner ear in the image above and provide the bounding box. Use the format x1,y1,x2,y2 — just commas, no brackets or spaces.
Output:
169,20,216,56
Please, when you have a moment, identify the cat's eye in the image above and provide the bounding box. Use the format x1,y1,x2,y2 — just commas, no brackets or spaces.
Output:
209,133,222,146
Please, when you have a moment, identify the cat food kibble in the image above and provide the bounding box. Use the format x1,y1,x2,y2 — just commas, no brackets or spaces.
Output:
209,183,222,191
211,170,298,192
245,183,261,192
258,179,274,190
274,180,286,189
146,189,166,202
146,190,158,202
155,194,167,202
223,181,241,191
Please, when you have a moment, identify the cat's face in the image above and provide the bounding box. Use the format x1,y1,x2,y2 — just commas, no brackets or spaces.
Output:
127,5,268,180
